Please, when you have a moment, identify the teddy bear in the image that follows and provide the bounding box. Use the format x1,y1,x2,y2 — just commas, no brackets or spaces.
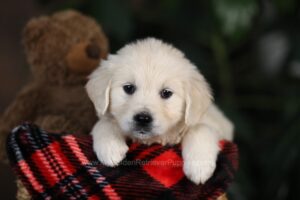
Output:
0,9,108,168
0,10,109,200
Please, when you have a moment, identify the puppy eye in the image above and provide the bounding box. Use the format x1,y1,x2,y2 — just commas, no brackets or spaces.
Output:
123,84,136,95
160,89,173,99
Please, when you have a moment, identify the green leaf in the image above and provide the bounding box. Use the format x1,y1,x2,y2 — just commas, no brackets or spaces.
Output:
212,0,258,41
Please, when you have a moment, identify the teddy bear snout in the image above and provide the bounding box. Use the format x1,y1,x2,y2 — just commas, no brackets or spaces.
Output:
85,42,101,59
66,41,103,75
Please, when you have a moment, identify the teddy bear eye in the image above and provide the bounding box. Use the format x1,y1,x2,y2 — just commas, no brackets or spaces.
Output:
160,88,173,99
123,84,136,95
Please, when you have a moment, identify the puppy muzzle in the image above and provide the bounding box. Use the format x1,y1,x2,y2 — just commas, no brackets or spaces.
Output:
133,112,153,134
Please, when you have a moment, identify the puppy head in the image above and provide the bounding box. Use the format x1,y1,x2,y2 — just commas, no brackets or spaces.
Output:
86,38,212,140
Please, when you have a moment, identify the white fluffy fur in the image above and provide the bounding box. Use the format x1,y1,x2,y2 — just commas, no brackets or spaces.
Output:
86,38,234,184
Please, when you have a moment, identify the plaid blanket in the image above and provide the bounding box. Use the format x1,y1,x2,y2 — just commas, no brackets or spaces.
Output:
6,123,238,200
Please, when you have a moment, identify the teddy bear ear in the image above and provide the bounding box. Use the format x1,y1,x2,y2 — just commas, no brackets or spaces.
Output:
22,16,50,50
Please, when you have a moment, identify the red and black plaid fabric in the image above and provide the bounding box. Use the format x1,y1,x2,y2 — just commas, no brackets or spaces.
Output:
6,123,238,200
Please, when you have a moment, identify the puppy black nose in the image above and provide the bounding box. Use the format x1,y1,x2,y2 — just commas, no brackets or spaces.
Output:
134,112,153,125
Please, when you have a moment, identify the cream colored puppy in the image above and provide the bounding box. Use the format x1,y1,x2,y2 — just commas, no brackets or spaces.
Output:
86,38,234,184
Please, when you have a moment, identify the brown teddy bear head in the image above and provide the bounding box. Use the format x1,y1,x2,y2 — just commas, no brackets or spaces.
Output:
23,10,109,85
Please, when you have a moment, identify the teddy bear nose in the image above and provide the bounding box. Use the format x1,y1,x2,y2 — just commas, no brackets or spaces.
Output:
133,112,153,126
85,43,101,59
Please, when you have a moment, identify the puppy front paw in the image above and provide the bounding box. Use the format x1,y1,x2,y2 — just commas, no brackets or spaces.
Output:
182,125,220,184
93,139,128,167
183,157,216,184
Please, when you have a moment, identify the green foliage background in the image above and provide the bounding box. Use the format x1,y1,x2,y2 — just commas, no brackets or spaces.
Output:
38,0,300,199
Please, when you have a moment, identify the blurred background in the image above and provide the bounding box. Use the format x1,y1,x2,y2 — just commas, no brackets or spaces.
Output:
1,0,300,199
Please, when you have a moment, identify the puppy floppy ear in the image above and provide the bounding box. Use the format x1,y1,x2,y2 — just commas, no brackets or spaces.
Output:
86,64,112,116
185,72,213,127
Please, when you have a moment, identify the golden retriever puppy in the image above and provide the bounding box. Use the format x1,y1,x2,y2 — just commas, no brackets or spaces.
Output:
86,38,234,184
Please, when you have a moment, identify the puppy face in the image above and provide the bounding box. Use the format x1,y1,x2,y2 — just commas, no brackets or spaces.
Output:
109,60,185,139
86,38,212,140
